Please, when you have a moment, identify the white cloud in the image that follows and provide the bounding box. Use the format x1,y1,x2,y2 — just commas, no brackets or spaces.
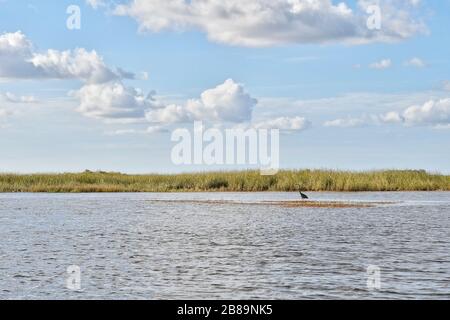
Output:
378,99,450,127
322,98,450,128
370,59,392,69
75,81,155,121
0,32,262,128
0,31,134,83
76,79,261,126
147,125,169,134
258,91,450,130
30,49,121,83
113,0,426,47
144,80,312,131
0,30,31,53
0,31,149,124
402,99,450,126
0,31,38,79
146,103,192,124
146,79,257,124
323,117,366,128
254,116,311,131
188,79,257,122
86,0,106,9
404,57,426,68
105,129,141,136
0,31,309,132
379,111,403,123
106,125,169,135
1,92,37,103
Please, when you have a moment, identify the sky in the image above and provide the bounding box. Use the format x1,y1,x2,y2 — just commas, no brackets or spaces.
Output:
0,0,449,173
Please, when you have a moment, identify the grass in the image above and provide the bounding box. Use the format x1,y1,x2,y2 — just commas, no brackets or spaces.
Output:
0,170,449,193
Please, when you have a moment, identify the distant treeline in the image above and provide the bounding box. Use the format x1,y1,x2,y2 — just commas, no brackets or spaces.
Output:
0,170,449,192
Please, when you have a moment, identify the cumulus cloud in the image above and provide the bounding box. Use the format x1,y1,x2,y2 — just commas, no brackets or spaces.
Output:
370,59,392,69
74,81,156,121
112,0,426,47
187,79,257,122
144,80,312,131
404,57,426,68
324,99,450,128
30,49,122,83
76,79,271,128
379,99,450,127
1,31,310,132
0,31,37,78
0,31,134,82
146,103,191,124
379,111,403,123
0,31,148,123
146,79,257,124
324,117,366,128
402,99,450,126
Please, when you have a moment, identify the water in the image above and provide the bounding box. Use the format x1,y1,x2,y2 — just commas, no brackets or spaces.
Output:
0,192,449,300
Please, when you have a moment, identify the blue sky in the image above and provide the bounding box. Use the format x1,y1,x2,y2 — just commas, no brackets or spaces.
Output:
0,0,449,173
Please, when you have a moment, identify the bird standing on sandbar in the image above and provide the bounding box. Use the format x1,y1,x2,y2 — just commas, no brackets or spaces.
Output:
299,191,309,199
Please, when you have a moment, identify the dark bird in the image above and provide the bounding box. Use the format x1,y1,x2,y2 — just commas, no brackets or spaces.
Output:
299,191,309,199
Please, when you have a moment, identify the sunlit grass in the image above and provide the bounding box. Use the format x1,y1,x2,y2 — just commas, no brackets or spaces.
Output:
0,170,448,192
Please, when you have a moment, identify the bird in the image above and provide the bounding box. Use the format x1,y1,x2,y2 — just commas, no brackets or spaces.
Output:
296,184,309,199
299,191,309,199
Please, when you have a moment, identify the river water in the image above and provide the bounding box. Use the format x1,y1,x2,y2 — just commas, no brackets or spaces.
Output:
0,192,449,300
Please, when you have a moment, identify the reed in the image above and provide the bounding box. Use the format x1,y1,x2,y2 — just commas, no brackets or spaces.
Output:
0,170,448,193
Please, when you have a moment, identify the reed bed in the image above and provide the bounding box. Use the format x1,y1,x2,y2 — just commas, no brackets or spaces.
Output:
0,170,448,193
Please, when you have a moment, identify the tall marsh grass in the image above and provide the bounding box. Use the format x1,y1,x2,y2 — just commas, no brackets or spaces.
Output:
0,170,448,192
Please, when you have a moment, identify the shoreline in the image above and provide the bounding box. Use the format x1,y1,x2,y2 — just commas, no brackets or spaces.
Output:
1,190,449,194
0,170,449,193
